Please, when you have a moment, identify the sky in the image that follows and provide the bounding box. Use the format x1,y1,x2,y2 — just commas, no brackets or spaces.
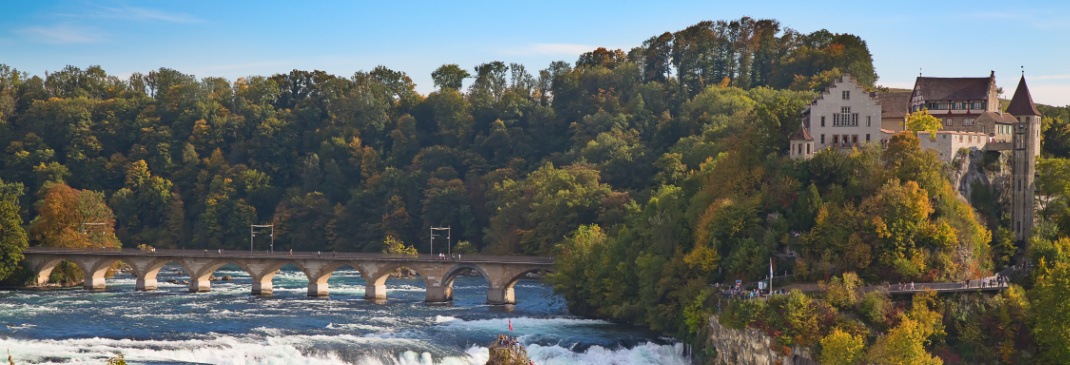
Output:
2,0,1068,106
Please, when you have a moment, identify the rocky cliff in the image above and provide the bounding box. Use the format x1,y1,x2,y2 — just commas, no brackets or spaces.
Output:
706,315,818,365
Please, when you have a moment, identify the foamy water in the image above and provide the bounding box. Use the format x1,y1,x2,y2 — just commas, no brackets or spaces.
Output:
0,264,684,364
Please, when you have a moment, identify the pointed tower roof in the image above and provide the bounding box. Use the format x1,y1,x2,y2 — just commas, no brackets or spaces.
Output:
790,125,813,141
1006,76,1041,116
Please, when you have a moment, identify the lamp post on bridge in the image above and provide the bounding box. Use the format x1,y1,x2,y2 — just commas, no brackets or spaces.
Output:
251,224,274,252
430,226,451,256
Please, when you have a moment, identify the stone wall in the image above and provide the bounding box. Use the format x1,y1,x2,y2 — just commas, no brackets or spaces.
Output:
706,315,818,365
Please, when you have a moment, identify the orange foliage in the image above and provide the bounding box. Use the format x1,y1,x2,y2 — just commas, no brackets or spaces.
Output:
29,183,120,248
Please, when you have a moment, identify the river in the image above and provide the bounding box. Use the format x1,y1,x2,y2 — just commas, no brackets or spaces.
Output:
1,264,687,364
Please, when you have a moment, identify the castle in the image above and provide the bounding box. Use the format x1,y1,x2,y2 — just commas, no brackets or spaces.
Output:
788,73,1041,242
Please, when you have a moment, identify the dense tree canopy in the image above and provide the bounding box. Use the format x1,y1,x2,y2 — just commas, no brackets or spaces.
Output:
3,16,1065,363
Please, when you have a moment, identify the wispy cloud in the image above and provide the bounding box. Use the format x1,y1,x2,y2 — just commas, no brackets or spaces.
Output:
1028,83,1070,107
56,5,201,23
1031,73,1070,81
502,43,594,56
16,23,104,44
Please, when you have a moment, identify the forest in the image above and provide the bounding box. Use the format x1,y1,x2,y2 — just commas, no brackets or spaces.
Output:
2,16,1070,364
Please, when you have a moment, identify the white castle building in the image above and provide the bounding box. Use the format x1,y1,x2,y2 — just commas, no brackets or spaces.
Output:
788,72,1042,242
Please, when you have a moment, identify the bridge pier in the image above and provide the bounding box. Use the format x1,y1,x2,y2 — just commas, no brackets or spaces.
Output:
71,257,120,291
189,279,211,292
245,261,289,296
487,286,515,305
125,257,166,291
425,285,452,302
252,281,272,295
135,277,157,291
365,284,386,300
308,282,329,297
84,276,106,290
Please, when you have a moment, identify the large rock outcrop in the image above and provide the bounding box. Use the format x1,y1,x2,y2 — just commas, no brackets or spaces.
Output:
707,315,817,365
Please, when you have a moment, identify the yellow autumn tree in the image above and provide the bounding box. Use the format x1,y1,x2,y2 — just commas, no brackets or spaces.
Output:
380,235,417,256
905,108,942,140
867,290,945,365
820,328,865,365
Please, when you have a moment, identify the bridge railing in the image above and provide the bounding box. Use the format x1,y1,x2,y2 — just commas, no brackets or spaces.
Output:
22,246,554,264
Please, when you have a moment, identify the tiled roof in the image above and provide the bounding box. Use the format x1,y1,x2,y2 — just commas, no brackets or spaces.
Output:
790,125,813,141
877,91,911,119
915,77,992,101
1006,76,1041,116
976,111,1017,125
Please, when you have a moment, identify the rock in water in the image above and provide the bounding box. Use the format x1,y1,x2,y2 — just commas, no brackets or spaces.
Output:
221,275,233,281
486,341,532,365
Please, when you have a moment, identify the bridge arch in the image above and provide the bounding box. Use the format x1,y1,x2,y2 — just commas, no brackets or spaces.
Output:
67,256,122,290
487,266,556,305
174,258,247,293
361,261,436,301
28,257,66,286
122,257,175,291
435,263,493,303
293,260,371,297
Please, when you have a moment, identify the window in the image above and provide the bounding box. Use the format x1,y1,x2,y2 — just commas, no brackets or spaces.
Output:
963,118,974,126
945,119,953,127
820,134,825,144
834,107,857,127
842,91,850,100
821,116,825,127
867,116,871,127
806,144,810,154
866,134,871,142
797,143,802,155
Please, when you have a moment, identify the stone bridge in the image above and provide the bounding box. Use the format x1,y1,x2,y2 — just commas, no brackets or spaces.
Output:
21,247,555,305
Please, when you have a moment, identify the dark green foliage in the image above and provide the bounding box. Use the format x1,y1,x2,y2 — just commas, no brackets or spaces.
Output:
0,179,26,281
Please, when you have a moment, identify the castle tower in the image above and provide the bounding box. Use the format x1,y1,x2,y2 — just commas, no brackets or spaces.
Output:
1007,75,1041,242
789,125,814,160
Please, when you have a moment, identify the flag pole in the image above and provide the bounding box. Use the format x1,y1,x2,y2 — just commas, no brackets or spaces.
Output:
769,257,773,295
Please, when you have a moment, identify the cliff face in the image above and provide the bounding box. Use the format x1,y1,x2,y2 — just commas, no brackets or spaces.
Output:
706,315,817,365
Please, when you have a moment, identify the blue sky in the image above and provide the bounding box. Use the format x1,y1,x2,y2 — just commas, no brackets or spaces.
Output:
2,0,1068,106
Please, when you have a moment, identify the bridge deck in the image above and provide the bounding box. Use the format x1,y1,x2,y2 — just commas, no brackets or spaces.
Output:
21,247,554,304
23,247,553,265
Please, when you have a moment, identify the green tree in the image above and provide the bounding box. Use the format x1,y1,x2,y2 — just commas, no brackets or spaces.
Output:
484,163,615,255
431,64,470,91
1031,262,1070,364
0,179,27,281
